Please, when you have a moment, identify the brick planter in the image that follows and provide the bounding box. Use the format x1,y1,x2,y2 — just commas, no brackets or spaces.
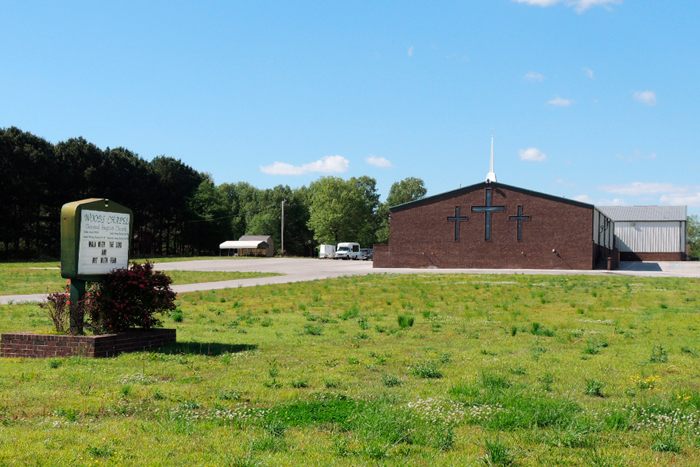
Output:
0,329,176,358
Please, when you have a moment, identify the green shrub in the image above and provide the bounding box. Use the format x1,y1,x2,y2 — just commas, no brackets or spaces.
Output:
339,305,359,320
291,379,309,388
584,378,605,397
382,373,402,387
651,432,681,453
48,359,62,369
88,261,176,334
323,378,341,389
410,360,442,379
481,371,511,390
531,322,555,337
650,345,668,363
303,323,323,335
481,438,515,466
398,314,415,328
433,425,454,451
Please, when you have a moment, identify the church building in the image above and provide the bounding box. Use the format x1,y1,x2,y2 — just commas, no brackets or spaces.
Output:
373,138,616,270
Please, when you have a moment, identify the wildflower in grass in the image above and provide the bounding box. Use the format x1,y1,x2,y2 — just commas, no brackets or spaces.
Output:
630,375,662,391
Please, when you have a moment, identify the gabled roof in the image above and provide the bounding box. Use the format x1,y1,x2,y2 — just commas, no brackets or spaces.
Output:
597,205,687,222
389,181,593,213
239,235,273,243
220,240,269,249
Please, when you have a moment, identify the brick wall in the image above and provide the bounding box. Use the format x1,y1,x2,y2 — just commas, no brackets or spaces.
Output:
376,183,596,270
620,252,686,262
1,329,176,358
372,244,390,267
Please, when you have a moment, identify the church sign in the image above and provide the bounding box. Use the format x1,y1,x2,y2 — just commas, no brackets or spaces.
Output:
61,198,133,281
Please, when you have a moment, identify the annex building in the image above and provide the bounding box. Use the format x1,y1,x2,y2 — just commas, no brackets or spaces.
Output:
597,205,687,261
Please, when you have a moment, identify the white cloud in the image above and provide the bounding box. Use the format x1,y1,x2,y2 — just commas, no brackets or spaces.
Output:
578,182,700,207
570,0,622,13
583,67,594,79
260,155,349,175
524,71,545,82
513,0,561,6
365,155,392,168
512,0,622,13
660,192,700,207
518,147,547,162
408,46,414,57
547,96,573,107
634,90,657,106
615,151,657,162
573,194,628,206
598,182,680,196
573,194,594,203
596,182,700,207
260,162,306,176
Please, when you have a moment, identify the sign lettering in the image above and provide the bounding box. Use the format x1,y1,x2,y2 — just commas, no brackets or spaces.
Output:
77,209,130,274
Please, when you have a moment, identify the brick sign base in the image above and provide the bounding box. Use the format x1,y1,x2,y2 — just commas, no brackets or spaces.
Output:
0,329,176,358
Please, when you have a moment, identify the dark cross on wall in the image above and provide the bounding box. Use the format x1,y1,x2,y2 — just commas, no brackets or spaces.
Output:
447,206,468,241
508,205,531,241
471,188,505,241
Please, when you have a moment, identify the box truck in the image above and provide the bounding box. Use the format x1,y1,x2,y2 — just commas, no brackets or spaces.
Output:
334,242,362,260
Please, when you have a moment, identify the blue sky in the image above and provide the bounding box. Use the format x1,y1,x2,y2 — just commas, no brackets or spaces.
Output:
2,1,699,214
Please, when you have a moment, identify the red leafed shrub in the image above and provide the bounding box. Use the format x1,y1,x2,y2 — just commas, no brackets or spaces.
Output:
87,261,176,334
40,292,70,333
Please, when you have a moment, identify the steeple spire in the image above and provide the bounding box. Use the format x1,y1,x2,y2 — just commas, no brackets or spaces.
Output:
486,130,497,183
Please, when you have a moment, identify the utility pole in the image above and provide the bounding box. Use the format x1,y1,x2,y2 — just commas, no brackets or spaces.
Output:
281,199,286,256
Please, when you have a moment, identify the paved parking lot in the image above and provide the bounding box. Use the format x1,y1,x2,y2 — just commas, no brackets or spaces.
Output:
2,258,699,304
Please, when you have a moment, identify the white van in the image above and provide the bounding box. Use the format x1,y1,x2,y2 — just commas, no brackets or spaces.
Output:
319,244,336,259
334,242,362,260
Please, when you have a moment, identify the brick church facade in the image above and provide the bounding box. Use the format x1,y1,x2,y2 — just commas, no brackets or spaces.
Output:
373,181,615,270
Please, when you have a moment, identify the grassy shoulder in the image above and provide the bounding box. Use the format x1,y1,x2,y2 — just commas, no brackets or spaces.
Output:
0,261,280,295
0,273,699,466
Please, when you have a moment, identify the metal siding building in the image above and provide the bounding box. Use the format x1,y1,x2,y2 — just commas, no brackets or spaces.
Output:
598,206,687,261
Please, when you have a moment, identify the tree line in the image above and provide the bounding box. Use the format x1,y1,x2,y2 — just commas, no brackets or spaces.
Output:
0,127,427,259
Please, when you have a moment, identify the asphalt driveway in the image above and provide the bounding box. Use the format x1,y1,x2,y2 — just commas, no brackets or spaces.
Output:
2,258,699,305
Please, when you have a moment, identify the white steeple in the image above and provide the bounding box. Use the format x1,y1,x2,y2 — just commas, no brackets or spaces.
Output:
486,132,497,183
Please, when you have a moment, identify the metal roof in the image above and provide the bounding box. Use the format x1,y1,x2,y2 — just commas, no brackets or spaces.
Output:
239,235,273,243
597,205,687,222
390,181,593,213
219,240,269,249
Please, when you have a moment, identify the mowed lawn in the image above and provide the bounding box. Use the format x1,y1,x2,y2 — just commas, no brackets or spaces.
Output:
0,260,278,296
1,272,699,466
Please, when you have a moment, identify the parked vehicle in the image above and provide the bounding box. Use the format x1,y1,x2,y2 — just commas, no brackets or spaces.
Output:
334,242,362,260
319,244,336,259
359,248,373,261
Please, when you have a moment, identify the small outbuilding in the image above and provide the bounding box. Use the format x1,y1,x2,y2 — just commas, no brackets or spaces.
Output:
597,206,687,261
219,235,274,257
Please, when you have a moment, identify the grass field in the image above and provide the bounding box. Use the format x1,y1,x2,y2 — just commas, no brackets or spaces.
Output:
0,261,279,296
1,272,700,466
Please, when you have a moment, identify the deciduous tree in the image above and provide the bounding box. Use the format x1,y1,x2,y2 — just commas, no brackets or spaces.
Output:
376,177,427,244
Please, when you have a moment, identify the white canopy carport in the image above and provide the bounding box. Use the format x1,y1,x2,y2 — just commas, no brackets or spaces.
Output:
219,240,269,257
